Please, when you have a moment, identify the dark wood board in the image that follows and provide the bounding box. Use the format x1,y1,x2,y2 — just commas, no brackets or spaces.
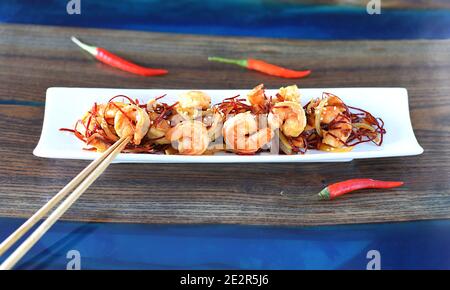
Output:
0,24,449,226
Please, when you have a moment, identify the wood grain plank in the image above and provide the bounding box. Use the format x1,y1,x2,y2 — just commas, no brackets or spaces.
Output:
1,24,450,103
0,24,449,226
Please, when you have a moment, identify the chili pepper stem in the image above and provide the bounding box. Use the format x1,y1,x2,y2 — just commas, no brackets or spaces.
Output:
318,188,331,200
71,36,97,56
208,56,248,68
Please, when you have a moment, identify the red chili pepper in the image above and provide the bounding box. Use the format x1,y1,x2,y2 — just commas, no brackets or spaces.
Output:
318,179,404,200
71,36,168,77
208,56,311,79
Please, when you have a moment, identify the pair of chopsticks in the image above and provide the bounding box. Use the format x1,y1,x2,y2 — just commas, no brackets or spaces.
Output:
0,136,131,270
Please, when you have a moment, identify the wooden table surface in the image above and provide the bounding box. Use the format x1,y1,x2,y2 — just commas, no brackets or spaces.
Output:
0,24,449,226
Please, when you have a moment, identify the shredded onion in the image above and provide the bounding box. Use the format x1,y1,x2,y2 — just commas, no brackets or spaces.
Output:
279,133,294,155
314,98,327,137
318,143,353,152
352,122,376,132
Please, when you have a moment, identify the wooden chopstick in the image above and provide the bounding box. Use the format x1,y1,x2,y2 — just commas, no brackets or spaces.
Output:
0,136,129,257
0,136,131,270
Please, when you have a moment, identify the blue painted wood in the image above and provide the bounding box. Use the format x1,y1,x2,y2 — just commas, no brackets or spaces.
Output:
1,218,449,269
0,100,45,107
1,0,450,40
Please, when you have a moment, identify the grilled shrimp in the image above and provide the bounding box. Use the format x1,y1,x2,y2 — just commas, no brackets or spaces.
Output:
268,101,306,137
176,91,211,119
222,112,273,154
146,99,173,144
307,94,352,148
201,108,224,142
246,84,267,113
166,120,210,155
75,112,110,152
77,102,126,141
277,85,300,103
322,114,352,148
147,111,171,144
114,104,150,145
74,102,128,151
96,102,128,141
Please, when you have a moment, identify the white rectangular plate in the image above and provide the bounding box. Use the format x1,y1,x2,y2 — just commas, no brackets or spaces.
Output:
34,87,423,163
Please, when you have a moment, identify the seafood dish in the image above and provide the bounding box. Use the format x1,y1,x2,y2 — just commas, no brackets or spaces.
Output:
60,84,386,156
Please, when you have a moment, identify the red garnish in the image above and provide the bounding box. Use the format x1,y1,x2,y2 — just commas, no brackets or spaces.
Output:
216,94,253,117
108,95,137,105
